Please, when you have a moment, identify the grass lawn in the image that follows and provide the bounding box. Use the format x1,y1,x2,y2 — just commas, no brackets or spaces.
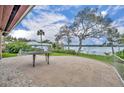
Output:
78,53,113,65
2,53,17,58
50,52,113,65
50,52,72,56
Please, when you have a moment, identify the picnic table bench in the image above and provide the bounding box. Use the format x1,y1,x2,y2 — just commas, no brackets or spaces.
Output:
19,48,50,67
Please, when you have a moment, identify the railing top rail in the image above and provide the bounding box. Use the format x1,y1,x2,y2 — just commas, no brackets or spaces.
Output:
114,54,124,62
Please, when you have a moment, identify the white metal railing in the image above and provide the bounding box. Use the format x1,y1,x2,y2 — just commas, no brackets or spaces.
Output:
113,54,124,85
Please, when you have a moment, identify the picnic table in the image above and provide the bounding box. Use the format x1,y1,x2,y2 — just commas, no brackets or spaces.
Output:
19,48,50,67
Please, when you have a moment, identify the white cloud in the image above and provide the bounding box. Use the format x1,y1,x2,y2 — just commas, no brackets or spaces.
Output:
33,5,81,14
33,5,50,10
100,6,113,17
53,5,81,12
11,7,69,42
22,11,69,28
10,23,64,41
9,30,38,40
101,11,107,17
102,5,124,16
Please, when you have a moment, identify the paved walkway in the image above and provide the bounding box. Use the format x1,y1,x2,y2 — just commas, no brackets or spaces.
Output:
0,55,123,87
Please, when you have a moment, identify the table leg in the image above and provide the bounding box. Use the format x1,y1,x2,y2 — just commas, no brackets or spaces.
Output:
45,53,49,64
47,53,49,64
45,53,47,62
33,54,36,67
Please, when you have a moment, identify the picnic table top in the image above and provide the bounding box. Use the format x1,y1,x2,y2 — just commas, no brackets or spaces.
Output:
19,49,50,55
25,51,50,55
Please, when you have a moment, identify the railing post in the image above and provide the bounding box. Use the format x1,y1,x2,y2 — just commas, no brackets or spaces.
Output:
0,30,2,60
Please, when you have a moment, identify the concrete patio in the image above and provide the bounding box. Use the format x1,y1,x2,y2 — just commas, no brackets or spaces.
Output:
0,55,123,87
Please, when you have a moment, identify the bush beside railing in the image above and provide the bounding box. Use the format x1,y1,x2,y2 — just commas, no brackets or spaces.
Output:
52,49,77,55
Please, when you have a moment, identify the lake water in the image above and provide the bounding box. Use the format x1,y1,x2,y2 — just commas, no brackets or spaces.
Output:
64,46,124,55
31,44,124,55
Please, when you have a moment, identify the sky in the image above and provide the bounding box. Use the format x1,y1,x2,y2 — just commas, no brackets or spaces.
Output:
10,5,124,45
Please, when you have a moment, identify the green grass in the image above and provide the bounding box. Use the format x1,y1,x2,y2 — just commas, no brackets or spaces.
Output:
77,53,113,65
50,52,113,65
2,53,17,58
116,51,124,59
50,52,72,56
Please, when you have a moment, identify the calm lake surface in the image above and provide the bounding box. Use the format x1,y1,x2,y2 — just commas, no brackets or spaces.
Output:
64,46,124,55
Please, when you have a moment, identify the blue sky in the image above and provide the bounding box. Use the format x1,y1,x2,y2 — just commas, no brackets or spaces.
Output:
10,5,124,45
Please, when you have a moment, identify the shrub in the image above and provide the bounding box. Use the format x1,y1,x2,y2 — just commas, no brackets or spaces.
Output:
116,50,124,59
52,43,56,49
52,49,76,55
2,53,17,58
5,41,33,53
52,43,63,50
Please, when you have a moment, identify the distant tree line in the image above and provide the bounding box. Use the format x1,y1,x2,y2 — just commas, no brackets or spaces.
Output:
5,35,52,44
4,35,34,42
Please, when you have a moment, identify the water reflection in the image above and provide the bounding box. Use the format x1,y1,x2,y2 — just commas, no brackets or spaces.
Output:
64,46,124,55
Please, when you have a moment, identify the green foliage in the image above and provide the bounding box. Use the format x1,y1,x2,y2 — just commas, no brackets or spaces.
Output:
77,53,113,64
56,25,72,47
5,41,33,53
51,52,113,64
51,49,113,64
119,34,124,44
52,43,57,49
42,39,52,44
5,35,32,42
37,29,45,36
116,50,124,59
52,49,76,55
106,27,120,43
37,29,45,43
52,43,63,50
50,52,72,56
2,53,17,58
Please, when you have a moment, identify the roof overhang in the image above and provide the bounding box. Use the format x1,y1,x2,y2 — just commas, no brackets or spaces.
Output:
0,5,34,36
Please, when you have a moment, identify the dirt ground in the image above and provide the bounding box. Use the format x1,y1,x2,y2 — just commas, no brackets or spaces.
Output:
0,55,123,87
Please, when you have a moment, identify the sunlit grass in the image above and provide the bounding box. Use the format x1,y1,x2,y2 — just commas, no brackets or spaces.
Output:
50,52,113,65
50,52,72,56
2,53,17,58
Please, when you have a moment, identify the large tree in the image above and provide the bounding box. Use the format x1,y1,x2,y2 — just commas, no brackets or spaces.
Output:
119,34,124,44
37,29,45,44
59,25,72,50
55,33,62,44
106,27,120,54
55,25,72,50
71,7,112,53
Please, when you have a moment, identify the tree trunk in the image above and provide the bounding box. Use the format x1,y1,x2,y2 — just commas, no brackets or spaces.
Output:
78,38,82,53
67,37,70,50
40,35,42,48
111,45,115,54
